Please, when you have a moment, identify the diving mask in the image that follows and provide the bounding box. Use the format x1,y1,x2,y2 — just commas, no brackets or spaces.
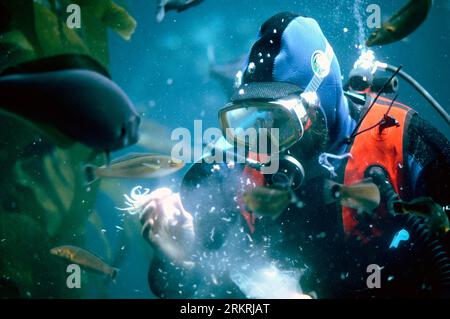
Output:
218,82,320,154
219,41,334,154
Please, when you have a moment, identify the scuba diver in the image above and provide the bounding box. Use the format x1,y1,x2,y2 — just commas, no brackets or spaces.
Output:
135,12,450,298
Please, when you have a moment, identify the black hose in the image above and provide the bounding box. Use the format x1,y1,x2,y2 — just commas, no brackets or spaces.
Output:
348,66,403,142
400,213,450,294
383,64,450,126
366,165,450,295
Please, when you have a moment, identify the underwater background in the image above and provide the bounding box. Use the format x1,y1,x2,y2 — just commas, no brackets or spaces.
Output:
104,0,450,298
1,0,449,298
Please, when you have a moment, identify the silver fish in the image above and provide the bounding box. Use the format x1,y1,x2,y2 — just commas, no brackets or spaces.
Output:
85,153,185,184
50,245,118,278
156,0,205,23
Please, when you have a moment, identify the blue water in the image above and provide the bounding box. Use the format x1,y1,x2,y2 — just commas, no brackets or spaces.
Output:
87,0,450,298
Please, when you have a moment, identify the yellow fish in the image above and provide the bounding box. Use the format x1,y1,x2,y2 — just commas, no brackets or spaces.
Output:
392,197,450,236
366,0,432,47
50,245,118,278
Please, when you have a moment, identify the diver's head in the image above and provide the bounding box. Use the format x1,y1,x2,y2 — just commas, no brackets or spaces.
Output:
219,12,349,160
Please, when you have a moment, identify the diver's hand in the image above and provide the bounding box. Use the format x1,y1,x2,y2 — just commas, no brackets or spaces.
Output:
140,188,195,265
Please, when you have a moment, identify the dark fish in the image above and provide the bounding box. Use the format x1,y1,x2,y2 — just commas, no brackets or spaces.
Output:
243,186,290,220
85,153,185,184
156,0,205,23
366,0,432,47
207,46,247,96
324,179,381,212
50,245,118,278
392,197,450,235
0,54,140,152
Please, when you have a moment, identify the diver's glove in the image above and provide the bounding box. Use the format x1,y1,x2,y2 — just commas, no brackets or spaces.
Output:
139,188,196,268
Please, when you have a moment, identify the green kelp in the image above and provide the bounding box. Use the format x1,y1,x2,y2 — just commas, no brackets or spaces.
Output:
13,142,104,240
0,118,105,297
0,0,138,299
0,213,80,298
65,0,137,65
0,0,137,72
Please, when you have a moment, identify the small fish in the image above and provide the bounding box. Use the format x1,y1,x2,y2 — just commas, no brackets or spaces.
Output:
156,0,205,23
243,186,290,220
392,197,450,235
50,245,118,278
366,0,432,47
85,153,185,184
325,179,381,212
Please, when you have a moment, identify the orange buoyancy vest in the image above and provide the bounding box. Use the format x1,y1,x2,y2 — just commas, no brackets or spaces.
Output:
343,97,415,239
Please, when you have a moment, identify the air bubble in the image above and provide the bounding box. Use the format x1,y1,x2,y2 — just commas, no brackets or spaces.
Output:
248,62,256,74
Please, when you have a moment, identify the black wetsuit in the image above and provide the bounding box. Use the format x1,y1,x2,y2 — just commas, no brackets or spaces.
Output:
147,113,450,299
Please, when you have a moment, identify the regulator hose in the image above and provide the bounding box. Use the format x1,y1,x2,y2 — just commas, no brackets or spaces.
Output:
381,63,450,126
400,213,450,296
366,165,450,296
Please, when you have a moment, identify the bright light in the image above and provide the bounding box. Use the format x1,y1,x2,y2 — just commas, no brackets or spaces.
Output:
118,186,151,216
230,264,303,299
